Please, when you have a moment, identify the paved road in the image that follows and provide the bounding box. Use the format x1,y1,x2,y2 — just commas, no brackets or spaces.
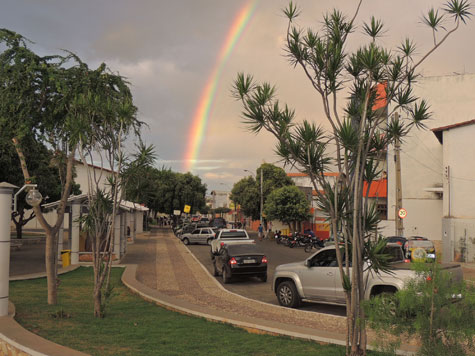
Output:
184,230,346,316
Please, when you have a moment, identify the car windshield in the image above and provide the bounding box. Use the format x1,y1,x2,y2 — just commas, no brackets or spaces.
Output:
227,244,262,255
220,231,247,238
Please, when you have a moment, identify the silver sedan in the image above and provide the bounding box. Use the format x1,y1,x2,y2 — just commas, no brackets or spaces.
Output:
181,228,217,245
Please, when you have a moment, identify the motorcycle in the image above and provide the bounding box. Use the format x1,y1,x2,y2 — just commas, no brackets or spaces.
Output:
304,236,325,252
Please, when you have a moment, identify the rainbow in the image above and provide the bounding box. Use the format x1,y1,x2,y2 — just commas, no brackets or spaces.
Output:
183,0,259,172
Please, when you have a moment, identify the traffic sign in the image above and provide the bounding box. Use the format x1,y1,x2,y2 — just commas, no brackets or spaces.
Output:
183,205,191,213
398,208,407,219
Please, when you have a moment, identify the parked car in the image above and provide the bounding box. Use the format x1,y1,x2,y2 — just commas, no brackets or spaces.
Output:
272,244,462,308
181,227,217,245
210,228,254,256
213,243,268,283
386,236,408,247
209,217,227,229
175,223,197,238
404,236,436,262
199,217,210,224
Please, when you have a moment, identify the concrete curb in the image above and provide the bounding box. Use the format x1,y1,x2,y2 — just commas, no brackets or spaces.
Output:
121,264,350,347
9,265,81,282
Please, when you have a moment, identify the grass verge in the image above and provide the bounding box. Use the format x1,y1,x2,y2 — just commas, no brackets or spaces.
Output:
10,267,350,356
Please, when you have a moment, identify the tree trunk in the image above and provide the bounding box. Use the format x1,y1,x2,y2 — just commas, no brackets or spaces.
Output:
14,217,23,240
94,288,102,317
45,230,58,305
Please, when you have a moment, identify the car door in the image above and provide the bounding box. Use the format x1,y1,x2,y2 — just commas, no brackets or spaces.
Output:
298,249,338,301
189,229,200,243
199,228,211,244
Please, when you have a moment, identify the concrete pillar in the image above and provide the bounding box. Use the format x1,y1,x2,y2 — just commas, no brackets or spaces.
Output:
71,202,81,265
120,213,126,255
113,213,121,260
57,220,64,261
132,213,137,242
0,183,17,316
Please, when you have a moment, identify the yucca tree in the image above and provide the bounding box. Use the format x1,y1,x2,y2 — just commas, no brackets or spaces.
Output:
233,1,471,355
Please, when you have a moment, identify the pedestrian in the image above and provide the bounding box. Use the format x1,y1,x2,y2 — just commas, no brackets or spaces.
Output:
258,224,263,241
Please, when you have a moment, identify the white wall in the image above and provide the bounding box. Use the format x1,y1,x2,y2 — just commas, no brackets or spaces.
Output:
443,124,475,218
386,74,475,241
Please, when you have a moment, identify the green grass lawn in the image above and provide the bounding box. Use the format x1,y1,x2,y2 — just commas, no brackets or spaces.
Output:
10,267,349,356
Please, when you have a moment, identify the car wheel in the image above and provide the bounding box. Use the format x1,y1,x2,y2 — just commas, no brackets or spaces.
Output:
207,238,212,246
259,273,267,283
212,261,219,276
183,238,190,245
222,266,231,284
277,281,301,308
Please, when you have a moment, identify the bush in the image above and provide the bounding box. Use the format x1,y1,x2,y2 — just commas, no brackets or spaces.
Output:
365,262,475,355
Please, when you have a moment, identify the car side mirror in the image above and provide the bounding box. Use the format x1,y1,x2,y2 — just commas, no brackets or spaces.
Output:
304,260,311,268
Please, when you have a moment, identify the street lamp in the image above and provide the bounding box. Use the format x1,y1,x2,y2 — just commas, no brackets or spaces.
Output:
244,169,263,226
13,183,43,212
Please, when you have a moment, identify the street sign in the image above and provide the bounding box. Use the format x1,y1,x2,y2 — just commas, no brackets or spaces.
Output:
398,208,407,219
183,205,191,213
173,210,181,216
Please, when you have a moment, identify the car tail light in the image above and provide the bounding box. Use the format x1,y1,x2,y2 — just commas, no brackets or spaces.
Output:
220,242,225,247
229,257,237,265
396,241,402,246
261,256,268,264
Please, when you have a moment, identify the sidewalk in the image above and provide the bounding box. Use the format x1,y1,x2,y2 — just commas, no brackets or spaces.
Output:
121,228,418,355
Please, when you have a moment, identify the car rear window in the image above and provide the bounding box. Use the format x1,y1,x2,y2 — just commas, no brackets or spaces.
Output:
220,231,248,238
227,244,262,255
409,240,434,249
382,246,404,262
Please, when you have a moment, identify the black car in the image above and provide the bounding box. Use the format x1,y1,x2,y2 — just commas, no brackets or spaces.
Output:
386,236,408,247
209,217,227,229
213,244,268,283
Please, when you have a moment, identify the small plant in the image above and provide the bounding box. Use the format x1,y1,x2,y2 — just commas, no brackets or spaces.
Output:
365,262,475,355
50,307,70,319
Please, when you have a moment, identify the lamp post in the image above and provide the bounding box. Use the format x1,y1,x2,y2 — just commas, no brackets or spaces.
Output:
0,182,18,316
244,169,263,226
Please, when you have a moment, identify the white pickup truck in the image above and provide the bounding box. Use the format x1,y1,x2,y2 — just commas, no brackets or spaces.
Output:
210,229,255,258
272,244,463,308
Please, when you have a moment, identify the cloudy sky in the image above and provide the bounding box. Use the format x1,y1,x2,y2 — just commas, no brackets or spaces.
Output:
2,0,474,192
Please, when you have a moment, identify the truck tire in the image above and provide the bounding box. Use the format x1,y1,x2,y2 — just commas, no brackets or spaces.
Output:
183,238,190,245
276,281,301,308
222,266,231,284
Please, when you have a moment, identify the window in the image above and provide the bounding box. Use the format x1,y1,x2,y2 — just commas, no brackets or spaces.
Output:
310,249,338,267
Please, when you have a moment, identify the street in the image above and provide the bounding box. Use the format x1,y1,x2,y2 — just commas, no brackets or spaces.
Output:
187,231,346,316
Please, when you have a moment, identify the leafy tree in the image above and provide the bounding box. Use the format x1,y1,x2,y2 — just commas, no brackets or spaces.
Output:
0,29,78,305
231,163,294,221
230,176,259,220
264,185,310,230
232,1,471,354
147,169,207,216
366,262,475,356
72,56,141,317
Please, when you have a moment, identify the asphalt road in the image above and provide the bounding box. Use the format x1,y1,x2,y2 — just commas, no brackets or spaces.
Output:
186,231,346,316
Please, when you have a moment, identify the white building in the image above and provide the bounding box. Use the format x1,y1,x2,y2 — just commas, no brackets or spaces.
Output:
383,74,475,263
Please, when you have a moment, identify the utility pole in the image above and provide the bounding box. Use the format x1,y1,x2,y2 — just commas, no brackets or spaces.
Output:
260,168,263,226
394,112,404,236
